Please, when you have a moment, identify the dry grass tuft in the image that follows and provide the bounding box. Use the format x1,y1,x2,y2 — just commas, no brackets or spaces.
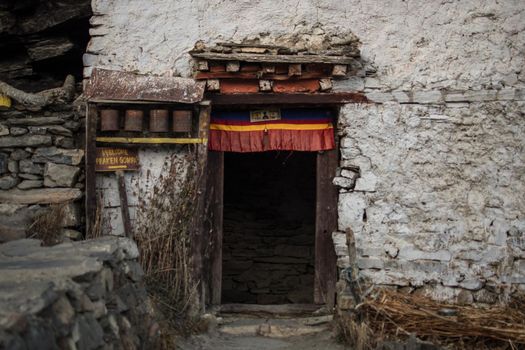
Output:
338,288,525,349
134,151,200,337
27,204,66,246
336,312,377,350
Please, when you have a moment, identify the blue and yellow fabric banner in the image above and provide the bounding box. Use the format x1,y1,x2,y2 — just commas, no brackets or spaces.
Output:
209,108,335,152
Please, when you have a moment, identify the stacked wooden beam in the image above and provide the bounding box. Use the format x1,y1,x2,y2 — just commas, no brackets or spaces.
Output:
191,43,359,94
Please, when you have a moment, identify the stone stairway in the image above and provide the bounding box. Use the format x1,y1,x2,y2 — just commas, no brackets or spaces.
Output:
217,314,333,338
176,304,345,350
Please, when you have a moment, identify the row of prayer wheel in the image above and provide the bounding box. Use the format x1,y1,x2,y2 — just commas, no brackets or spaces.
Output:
99,109,192,132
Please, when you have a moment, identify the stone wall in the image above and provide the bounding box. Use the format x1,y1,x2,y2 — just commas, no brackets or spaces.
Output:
86,0,524,89
333,98,525,304
0,236,158,349
85,0,525,303
0,0,91,91
0,104,85,243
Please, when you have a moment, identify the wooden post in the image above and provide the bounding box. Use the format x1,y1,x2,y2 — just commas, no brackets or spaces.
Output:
314,148,339,308
85,103,98,235
190,101,211,313
116,170,132,238
208,151,224,305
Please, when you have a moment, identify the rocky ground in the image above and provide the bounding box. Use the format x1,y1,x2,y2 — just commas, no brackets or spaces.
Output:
0,237,159,349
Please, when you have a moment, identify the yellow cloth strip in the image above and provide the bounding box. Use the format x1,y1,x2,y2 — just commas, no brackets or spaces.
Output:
210,123,333,132
0,94,11,108
96,137,207,144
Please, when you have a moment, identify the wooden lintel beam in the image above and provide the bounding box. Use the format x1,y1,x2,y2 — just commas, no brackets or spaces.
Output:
96,137,207,144
206,92,369,105
195,71,330,80
191,51,358,64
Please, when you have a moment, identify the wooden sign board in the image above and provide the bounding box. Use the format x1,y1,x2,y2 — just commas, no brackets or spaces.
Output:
95,147,140,172
250,109,281,122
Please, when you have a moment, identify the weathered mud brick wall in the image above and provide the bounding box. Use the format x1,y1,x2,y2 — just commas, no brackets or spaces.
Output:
0,104,85,243
0,237,158,349
85,0,525,303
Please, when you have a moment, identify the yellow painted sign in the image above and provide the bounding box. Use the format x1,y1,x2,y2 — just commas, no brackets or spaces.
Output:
95,148,140,172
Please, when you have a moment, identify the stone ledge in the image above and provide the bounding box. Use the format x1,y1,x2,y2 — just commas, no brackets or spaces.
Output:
366,88,525,104
0,188,82,204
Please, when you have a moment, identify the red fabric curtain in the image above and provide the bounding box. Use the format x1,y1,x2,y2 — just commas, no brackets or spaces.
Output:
208,109,335,152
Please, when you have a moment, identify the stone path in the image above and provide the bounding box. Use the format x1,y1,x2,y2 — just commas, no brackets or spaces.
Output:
176,314,347,350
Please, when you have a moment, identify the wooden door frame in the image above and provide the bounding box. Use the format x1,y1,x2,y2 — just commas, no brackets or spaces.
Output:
206,108,339,308
314,148,338,307
207,151,224,306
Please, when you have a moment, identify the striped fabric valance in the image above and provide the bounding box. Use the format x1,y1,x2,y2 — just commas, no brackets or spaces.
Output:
208,108,335,152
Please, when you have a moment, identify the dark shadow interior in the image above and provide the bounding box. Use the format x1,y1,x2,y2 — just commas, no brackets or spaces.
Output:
222,151,316,304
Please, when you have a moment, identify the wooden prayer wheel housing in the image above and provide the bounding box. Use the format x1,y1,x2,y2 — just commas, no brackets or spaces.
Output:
149,109,169,132
172,110,192,132
124,110,144,131
100,109,119,131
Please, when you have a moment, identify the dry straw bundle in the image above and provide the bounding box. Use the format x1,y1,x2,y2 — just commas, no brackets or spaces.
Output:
350,289,525,349
28,204,66,246
134,150,199,325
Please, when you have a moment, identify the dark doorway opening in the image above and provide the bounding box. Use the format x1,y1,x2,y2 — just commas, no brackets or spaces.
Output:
221,151,317,304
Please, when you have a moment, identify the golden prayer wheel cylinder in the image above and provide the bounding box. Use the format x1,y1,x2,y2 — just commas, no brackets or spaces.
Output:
172,110,192,132
124,110,144,131
100,109,120,131
149,109,169,132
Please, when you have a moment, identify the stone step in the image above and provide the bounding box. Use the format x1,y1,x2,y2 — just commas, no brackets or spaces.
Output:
219,303,328,317
217,315,333,338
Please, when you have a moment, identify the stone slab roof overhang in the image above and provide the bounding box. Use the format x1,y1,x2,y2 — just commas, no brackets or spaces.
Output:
84,68,206,104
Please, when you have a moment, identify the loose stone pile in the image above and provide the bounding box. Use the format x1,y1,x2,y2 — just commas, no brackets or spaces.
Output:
0,104,85,243
0,237,158,349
